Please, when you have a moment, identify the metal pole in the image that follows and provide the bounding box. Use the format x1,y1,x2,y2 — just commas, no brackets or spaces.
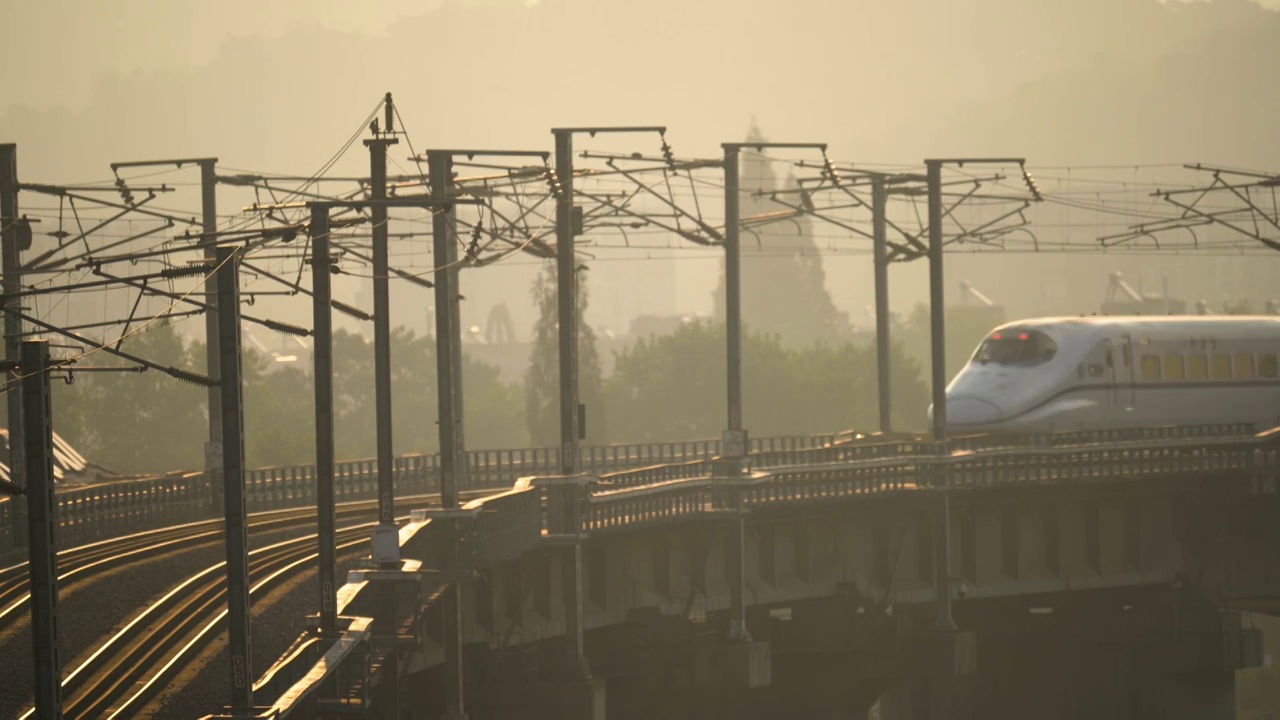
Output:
872,177,892,434
430,152,463,510
215,244,254,714
2,144,26,546
553,129,588,680
429,151,468,719
310,205,338,634
22,339,62,720
200,160,223,509
554,130,580,475
365,132,399,560
721,144,751,643
723,146,745,452
925,159,955,632
926,160,946,442
365,117,401,720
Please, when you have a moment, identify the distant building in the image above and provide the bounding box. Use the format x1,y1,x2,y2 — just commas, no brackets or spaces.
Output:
711,123,851,347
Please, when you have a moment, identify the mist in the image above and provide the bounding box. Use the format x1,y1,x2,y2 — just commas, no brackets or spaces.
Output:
5,0,1280,431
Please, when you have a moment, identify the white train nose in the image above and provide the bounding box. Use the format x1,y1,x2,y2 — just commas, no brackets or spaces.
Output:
930,396,1003,428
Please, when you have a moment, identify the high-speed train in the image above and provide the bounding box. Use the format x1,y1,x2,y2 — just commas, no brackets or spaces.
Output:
929,316,1280,433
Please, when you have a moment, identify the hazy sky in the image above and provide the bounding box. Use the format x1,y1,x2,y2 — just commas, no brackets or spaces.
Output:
9,0,463,111
5,0,1275,115
3,0,1278,341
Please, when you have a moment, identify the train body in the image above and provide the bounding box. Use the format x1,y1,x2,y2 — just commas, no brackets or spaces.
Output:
929,316,1280,433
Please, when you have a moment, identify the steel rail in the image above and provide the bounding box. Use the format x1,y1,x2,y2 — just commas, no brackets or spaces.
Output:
0,497,400,633
12,491,489,718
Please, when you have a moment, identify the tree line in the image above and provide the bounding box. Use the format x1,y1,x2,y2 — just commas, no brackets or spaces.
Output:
46,264,966,476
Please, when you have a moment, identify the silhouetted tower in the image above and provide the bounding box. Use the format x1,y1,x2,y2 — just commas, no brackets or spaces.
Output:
713,122,849,347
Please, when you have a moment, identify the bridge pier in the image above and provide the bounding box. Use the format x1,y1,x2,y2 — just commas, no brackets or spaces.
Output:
464,475,606,720
475,678,607,720
582,636,774,720
924,592,1269,720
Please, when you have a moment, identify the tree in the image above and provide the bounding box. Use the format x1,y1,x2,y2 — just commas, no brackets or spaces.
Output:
52,323,206,475
896,302,1005,385
243,351,314,468
604,321,929,443
50,322,528,477
524,261,606,447
330,327,528,461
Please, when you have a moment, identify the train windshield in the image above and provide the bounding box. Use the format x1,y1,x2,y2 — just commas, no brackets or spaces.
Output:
972,329,1057,367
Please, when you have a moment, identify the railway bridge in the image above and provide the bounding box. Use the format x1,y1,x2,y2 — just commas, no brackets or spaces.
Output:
153,424,1280,720
4,135,1280,718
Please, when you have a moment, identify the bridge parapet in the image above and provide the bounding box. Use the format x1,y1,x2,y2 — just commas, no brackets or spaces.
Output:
751,422,1259,470
2,425,1262,557
471,479,542,568
0,438,728,556
598,459,713,490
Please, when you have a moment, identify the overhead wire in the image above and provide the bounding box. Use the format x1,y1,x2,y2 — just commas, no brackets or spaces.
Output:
0,248,238,393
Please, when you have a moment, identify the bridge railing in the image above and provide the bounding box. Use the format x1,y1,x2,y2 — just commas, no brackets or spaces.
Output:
0,435,774,556
597,459,716,490
583,426,1276,534
55,471,211,549
588,477,719,532
747,423,1261,471
944,423,1257,453
0,424,1264,557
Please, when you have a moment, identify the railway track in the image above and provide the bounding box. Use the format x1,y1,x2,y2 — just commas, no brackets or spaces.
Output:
0,491,468,634
13,491,486,719
0,505,336,634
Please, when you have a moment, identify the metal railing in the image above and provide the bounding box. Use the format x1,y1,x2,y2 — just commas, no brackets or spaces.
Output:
0,435,765,555
588,426,1270,535
0,423,1259,556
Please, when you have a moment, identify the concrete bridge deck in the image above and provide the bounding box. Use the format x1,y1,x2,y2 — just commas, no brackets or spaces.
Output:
218,424,1280,719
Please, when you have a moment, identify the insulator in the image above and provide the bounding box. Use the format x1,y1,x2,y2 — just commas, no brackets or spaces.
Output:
114,177,136,206
331,300,373,322
166,365,217,387
544,169,563,200
661,139,677,171
161,263,215,279
262,319,311,337
822,158,841,184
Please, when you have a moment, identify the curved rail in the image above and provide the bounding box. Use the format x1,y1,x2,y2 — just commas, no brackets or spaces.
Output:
13,491,494,719
0,494,420,633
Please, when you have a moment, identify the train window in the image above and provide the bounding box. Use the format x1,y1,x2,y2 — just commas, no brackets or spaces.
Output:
1236,353,1256,379
1163,354,1185,380
1188,354,1208,380
972,329,1057,367
1211,354,1232,380
1260,354,1278,378
1140,355,1161,381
